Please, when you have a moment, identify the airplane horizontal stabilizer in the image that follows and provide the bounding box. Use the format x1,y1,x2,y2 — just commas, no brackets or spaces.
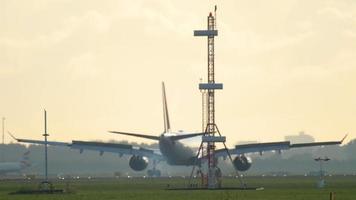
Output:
108,131,160,140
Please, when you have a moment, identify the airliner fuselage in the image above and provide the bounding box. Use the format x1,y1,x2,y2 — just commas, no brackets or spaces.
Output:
158,134,197,166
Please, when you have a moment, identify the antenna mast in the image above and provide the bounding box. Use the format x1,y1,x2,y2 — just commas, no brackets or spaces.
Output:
191,6,246,189
43,110,49,181
194,6,224,189
1,117,4,162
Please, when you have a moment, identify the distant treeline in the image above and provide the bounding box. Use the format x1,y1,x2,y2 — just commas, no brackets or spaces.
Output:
0,139,355,177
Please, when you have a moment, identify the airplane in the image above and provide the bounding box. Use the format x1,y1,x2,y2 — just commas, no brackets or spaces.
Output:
0,151,31,175
10,82,346,176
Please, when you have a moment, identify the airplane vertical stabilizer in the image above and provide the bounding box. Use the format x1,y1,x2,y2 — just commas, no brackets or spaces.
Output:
162,82,171,133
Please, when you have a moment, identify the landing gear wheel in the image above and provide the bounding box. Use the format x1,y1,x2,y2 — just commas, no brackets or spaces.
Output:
155,169,161,177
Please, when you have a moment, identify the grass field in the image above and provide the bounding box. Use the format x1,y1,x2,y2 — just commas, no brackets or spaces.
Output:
0,176,355,200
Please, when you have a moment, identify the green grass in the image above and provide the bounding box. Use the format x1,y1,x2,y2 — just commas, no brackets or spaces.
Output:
0,176,355,200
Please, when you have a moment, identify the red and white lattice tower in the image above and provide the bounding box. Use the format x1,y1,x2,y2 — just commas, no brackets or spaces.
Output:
194,7,225,189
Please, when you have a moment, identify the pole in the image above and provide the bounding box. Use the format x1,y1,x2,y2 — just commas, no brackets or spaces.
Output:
330,192,335,200
2,117,4,145
314,157,329,188
320,159,322,179
1,117,4,162
43,110,49,181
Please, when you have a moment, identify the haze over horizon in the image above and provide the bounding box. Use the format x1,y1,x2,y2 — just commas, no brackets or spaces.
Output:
1,0,355,146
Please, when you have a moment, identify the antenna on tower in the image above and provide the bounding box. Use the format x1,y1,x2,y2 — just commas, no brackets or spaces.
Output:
214,5,217,29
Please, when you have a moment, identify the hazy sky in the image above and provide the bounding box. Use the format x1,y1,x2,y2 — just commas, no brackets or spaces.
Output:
1,0,355,146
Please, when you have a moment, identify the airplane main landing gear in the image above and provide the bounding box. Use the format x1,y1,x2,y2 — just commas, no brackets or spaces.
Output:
147,160,161,177
147,169,161,177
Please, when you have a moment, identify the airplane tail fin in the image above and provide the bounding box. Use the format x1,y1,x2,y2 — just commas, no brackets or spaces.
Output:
108,82,172,140
19,151,31,168
162,82,171,133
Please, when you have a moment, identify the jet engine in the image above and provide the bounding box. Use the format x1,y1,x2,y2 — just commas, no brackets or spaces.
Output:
129,156,149,171
233,155,252,171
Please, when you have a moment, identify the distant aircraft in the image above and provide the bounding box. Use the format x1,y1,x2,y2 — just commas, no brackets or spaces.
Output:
11,83,346,176
0,151,30,175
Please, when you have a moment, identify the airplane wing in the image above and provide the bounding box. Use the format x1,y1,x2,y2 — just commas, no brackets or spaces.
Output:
15,138,70,147
10,134,163,161
69,140,163,160
215,135,347,157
